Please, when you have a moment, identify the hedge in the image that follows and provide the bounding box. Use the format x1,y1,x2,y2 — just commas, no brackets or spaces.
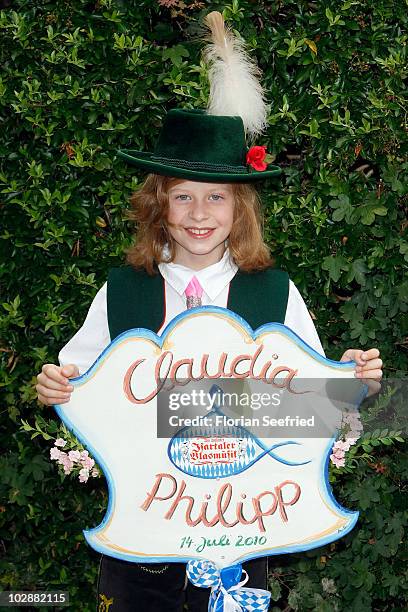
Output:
1,0,407,610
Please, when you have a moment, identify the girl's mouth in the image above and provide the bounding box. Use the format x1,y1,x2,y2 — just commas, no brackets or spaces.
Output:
185,228,215,239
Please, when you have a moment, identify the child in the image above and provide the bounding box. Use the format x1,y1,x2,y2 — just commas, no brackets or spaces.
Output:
35,12,382,612
36,174,382,612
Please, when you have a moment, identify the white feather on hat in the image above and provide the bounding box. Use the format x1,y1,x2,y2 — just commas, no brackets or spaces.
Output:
202,11,268,144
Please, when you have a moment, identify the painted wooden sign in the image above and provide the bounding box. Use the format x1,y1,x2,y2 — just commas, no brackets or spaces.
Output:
54,307,365,609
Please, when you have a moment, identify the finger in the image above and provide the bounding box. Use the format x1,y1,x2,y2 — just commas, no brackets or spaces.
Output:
356,358,383,372
343,348,381,366
360,348,380,361
41,364,70,385
352,350,367,366
38,394,70,406
61,364,80,379
37,394,52,405
36,384,72,400
341,349,367,363
364,380,382,397
36,375,74,392
356,369,383,381
340,349,357,362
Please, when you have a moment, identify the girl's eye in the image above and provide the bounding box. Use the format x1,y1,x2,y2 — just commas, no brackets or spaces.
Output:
174,194,224,201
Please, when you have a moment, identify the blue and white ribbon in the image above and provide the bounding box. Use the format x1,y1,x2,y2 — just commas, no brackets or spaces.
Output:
186,559,271,612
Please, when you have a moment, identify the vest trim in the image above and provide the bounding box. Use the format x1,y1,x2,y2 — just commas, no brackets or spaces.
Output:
107,266,289,341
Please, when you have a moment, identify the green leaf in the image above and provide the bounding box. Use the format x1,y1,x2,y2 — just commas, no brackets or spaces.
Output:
162,45,189,67
347,258,368,286
268,578,282,601
329,194,354,223
322,255,349,282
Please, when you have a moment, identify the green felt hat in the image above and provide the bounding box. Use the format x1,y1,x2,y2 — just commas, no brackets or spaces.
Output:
117,108,281,183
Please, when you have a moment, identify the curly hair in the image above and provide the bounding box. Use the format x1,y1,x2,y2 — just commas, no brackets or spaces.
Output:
125,174,273,274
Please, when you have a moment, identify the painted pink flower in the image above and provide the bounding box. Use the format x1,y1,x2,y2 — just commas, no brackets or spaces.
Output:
57,452,73,473
330,454,346,468
79,468,89,483
81,456,95,470
80,450,89,460
344,413,359,422
58,454,74,474
343,413,363,430
333,440,351,452
55,438,67,448
332,447,345,459
63,463,73,475
68,450,81,463
50,447,61,460
57,451,68,465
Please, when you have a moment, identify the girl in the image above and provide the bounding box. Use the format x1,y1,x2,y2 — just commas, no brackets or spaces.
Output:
36,12,382,612
36,171,382,612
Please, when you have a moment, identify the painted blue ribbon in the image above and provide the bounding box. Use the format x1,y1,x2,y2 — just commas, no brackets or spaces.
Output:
186,560,271,612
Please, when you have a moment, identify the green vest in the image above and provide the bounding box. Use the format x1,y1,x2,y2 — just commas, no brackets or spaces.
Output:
107,266,289,341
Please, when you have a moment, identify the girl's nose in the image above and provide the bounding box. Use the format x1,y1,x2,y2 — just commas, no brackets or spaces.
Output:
188,200,210,221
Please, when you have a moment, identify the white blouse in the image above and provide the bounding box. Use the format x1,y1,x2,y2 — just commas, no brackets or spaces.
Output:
59,251,325,374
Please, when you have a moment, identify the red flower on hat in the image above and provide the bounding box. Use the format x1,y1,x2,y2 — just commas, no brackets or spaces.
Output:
246,145,268,171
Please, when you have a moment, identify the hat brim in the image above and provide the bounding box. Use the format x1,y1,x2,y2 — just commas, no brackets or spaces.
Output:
116,149,281,183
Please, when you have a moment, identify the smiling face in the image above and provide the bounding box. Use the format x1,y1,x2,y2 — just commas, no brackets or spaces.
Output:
166,180,235,270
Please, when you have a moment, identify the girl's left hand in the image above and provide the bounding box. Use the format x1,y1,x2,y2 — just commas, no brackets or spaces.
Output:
340,348,383,382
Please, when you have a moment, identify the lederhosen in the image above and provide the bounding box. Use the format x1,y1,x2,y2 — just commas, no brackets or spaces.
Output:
97,265,289,612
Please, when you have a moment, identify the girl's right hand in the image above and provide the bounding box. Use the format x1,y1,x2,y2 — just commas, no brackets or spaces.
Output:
36,364,79,405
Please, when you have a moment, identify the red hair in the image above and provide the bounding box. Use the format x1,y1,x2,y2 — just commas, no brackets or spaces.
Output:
126,174,273,274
